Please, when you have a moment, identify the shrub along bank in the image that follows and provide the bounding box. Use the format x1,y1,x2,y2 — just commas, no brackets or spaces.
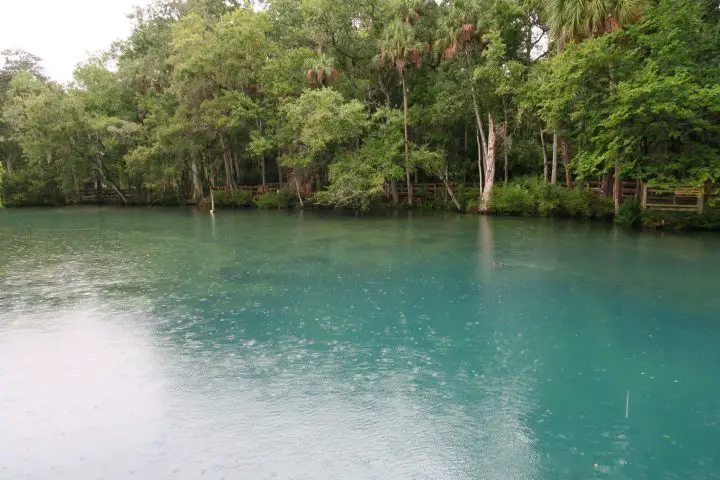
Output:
469,178,717,231
211,190,253,208
477,178,614,220
209,188,298,210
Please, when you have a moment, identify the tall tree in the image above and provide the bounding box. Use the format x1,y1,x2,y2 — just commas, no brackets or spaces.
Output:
545,0,651,206
438,0,489,192
377,1,426,206
1,0,717,214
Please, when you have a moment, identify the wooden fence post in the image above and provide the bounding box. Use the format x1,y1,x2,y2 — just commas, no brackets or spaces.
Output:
697,185,705,213
700,181,713,213
641,182,648,210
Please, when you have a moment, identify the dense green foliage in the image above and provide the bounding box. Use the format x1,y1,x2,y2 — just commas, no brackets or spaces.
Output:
488,177,614,218
254,189,295,209
1,0,718,215
212,189,253,208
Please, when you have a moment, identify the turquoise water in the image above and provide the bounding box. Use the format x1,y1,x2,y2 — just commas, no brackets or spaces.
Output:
1,208,719,479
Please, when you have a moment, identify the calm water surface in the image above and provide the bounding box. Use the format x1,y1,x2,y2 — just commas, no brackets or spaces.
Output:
1,208,719,479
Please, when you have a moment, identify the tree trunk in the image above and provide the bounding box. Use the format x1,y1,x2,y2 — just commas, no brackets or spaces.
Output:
475,125,484,192
480,113,496,212
465,48,488,194
641,181,648,209
601,173,610,197
104,174,128,205
540,129,548,182
219,135,235,191
278,160,283,186
96,172,103,204
96,158,128,204
551,133,558,184
613,166,621,215
378,72,391,107
552,44,563,187
390,179,399,205
561,136,572,188
190,151,204,203
441,175,461,211
399,67,412,206
225,152,234,190
503,142,509,185
464,125,468,154
701,181,712,214
501,106,510,186
294,174,304,208
261,157,266,186
466,50,488,166
233,152,240,185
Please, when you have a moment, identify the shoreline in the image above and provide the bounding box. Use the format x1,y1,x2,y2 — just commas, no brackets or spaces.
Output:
4,202,719,233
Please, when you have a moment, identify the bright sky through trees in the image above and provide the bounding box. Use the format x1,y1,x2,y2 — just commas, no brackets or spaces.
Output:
0,0,151,82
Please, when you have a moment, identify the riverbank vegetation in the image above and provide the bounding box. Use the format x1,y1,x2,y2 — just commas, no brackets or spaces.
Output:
1,0,718,224
488,178,614,219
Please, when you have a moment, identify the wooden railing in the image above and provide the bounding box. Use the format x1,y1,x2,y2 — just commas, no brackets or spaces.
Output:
643,186,705,212
78,181,717,212
210,183,281,195
586,180,712,213
78,188,149,204
210,183,316,197
395,182,455,204
586,180,639,199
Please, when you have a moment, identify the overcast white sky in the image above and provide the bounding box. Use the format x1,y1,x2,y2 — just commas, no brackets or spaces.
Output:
0,0,152,83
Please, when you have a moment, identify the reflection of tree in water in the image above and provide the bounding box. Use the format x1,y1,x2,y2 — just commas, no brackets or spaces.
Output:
477,215,495,283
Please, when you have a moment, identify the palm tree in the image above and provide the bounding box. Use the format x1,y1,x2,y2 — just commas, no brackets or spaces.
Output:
547,0,648,45
437,1,488,194
545,0,650,206
377,18,425,206
305,51,339,88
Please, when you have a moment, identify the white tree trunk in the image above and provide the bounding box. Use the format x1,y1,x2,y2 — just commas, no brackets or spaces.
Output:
480,113,496,212
475,126,484,192
465,50,487,196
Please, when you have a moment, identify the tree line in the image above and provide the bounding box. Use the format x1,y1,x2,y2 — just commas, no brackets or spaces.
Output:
0,0,718,212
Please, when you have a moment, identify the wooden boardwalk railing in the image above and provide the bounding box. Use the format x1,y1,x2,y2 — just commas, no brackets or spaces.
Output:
395,182,456,204
644,186,705,212
80,181,717,212
210,183,282,195
211,183,316,197
78,189,147,204
587,181,712,213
